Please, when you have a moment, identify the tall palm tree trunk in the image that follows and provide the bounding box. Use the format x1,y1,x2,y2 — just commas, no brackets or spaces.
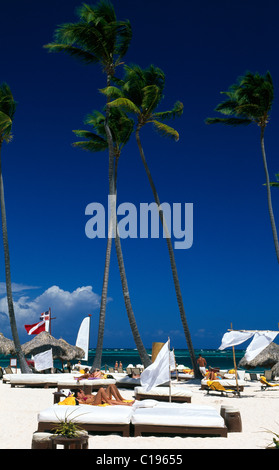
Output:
92,73,151,369
260,127,279,264
136,130,201,378
103,94,151,367
91,232,112,370
0,145,30,373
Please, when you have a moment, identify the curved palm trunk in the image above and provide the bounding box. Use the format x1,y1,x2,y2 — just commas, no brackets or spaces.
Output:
92,75,151,370
103,100,151,367
94,74,150,368
135,130,201,378
91,232,112,370
261,127,279,264
0,145,30,373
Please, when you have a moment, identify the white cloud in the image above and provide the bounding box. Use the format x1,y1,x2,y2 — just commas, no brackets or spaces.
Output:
0,285,101,325
0,282,39,295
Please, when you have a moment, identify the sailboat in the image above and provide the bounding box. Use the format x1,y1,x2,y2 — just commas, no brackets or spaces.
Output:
75,315,91,362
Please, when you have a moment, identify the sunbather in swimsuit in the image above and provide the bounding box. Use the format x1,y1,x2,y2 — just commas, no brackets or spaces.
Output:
72,384,134,406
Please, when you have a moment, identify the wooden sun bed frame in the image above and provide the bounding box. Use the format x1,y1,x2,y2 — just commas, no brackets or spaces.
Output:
37,420,130,437
134,392,191,403
201,384,244,392
132,423,227,437
37,420,227,438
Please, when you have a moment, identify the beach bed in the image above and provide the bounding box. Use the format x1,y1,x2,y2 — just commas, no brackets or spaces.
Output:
8,373,79,388
115,375,141,388
37,401,227,438
134,386,193,403
37,404,132,437
131,402,227,437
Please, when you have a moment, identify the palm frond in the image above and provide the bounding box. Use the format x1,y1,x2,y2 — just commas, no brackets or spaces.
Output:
141,85,161,114
205,117,252,126
77,1,116,24
154,101,184,121
99,86,123,100
44,43,99,64
72,130,107,152
0,111,13,140
0,83,17,119
207,71,274,128
152,120,179,141
114,20,132,59
108,97,140,115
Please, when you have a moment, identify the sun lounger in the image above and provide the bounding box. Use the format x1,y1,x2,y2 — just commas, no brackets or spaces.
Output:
205,380,239,396
131,402,227,437
37,401,227,438
115,375,141,388
37,404,133,436
201,378,245,391
116,375,169,389
134,386,192,403
259,376,279,390
9,373,78,388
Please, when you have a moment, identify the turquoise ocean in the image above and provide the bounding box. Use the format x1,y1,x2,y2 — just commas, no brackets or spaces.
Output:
0,347,264,372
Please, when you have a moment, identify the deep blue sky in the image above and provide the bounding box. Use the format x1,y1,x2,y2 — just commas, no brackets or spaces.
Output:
0,0,278,351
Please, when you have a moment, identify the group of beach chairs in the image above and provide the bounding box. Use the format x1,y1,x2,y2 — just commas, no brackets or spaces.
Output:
3,364,279,442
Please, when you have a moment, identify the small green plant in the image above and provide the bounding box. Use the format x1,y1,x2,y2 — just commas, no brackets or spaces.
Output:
52,408,84,438
263,428,279,449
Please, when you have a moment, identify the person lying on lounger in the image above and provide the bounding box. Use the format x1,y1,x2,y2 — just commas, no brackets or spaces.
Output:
75,368,104,381
71,385,134,406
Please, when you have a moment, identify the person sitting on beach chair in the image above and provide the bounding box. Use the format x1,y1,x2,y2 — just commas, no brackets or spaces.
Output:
71,384,134,406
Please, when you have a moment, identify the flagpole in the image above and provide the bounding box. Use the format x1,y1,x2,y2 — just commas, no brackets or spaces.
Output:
88,314,92,359
231,322,240,397
168,338,171,403
49,308,51,335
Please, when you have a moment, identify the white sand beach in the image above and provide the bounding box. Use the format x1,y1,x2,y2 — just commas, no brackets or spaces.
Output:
0,376,279,450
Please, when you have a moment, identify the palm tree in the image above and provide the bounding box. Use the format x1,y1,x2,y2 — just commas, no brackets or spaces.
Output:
45,1,151,367
102,64,201,378
72,107,134,369
0,83,30,373
269,173,279,188
206,71,279,264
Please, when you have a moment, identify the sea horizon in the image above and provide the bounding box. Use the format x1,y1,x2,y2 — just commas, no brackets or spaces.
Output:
0,346,265,372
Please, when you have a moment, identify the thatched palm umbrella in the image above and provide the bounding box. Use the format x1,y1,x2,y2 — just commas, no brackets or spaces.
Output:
238,342,279,369
22,331,85,364
0,333,16,356
271,361,279,378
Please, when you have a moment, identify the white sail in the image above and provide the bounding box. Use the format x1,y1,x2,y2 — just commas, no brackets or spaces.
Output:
76,316,91,361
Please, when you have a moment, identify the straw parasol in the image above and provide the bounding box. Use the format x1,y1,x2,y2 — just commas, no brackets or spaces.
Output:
238,342,279,369
271,361,279,377
22,331,85,362
0,333,16,356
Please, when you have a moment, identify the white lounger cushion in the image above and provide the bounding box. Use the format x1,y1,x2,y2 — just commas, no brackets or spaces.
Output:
38,404,133,425
115,376,141,386
56,377,116,387
131,403,225,428
134,386,193,398
201,379,246,387
9,373,80,385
